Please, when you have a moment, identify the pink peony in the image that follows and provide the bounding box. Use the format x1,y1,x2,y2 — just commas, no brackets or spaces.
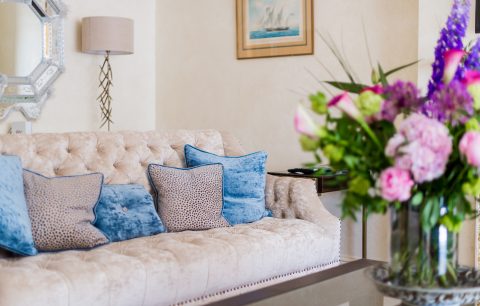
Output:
386,113,452,183
459,131,480,168
379,167,414,202
395,155,413,170
385,134,406,157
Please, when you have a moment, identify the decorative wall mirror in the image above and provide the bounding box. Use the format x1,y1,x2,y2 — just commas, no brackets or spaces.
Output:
0,0,65,120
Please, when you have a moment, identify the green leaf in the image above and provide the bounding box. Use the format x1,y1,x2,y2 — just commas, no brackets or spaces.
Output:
371,69,380,84
299,135,319,152
429,197,440,229
440,215,464,233
316,31,358,84
384,60,420,78
411,192,423,207
348,176,371,196
421,198,434,232
324,81,367,94
323,144,345,163
463,178,480,196
343,155,359,168
466,118,480,131
377,64,388,86
309,92,328,115
440,215,454,231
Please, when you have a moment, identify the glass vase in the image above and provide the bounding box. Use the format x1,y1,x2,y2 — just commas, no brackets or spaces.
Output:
389,198,458,288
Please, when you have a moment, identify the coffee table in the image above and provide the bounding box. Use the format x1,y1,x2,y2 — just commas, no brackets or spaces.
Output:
209,259,479,306
207,260,398,306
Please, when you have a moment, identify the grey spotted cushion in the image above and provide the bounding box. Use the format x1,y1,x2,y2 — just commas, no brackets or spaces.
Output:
23,170,109,251
148,163,230,232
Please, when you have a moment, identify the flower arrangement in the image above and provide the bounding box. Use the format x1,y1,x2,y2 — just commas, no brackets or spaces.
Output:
295,0,479,287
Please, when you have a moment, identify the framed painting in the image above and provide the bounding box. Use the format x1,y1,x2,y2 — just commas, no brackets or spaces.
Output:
236,0,314,59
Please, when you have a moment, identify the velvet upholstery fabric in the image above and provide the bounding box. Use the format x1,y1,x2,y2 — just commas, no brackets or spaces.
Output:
184,145,269,225
0,156,37,256
0,130,229,192
94,184,165,242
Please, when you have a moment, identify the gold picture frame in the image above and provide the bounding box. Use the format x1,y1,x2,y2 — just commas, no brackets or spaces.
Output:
236,0,314,59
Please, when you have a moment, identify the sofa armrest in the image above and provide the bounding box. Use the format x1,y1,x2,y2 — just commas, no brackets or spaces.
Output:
265,174,341,243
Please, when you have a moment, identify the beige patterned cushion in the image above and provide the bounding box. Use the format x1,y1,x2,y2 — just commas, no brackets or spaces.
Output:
23,170,109,251
148,164,230,232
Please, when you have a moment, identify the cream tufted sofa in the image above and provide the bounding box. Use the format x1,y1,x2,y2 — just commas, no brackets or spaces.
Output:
0,130,340,306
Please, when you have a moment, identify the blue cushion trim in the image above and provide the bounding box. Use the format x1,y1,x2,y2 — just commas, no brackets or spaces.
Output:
22,169,110,244
183,145,266,159
184,145,269,225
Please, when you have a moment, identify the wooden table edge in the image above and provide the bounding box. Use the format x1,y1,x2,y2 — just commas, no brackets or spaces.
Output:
207,259,382,306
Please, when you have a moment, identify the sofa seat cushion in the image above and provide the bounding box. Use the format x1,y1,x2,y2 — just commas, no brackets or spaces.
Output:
0,218,339,306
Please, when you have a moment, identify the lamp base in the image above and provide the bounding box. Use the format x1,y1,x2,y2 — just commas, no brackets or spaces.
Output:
98,51,113,131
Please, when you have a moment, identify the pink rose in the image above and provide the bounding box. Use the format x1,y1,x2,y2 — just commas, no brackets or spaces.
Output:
459,131,480,168
379,167,414,202
395,155,413,170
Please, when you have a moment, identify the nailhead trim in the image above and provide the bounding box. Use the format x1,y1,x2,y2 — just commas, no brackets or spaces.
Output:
172,260,341,306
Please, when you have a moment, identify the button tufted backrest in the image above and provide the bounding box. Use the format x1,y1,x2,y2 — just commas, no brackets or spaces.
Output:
0,130,244,191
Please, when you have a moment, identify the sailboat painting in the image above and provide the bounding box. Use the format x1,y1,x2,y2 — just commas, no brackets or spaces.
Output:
236,0,313,59
248,0,301,40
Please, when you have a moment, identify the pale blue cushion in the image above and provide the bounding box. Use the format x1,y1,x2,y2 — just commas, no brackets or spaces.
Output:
94,185,165,242
0,156,37,256
184,145,269,225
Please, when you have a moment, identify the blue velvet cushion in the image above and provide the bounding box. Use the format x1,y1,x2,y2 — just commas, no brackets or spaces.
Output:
0,156,37,256
184,145,269,225
94,184,165,242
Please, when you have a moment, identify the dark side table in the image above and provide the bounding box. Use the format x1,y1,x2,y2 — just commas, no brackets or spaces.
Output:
267,171,348,194
268,171,368,260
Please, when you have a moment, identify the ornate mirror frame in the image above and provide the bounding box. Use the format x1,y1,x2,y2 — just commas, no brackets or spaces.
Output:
0,0,65,120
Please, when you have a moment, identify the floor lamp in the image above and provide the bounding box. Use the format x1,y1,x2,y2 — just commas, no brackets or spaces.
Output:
82,16,134,131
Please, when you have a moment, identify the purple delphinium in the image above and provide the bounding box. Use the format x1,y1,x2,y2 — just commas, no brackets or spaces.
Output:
423,80,473,126
465,39,480,71
427,0,470,98
382,81,422,122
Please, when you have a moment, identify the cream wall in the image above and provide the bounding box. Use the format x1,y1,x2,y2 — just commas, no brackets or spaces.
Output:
156,0,419,171
156,0,419,261
0,4,17,76
0,0,157,133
